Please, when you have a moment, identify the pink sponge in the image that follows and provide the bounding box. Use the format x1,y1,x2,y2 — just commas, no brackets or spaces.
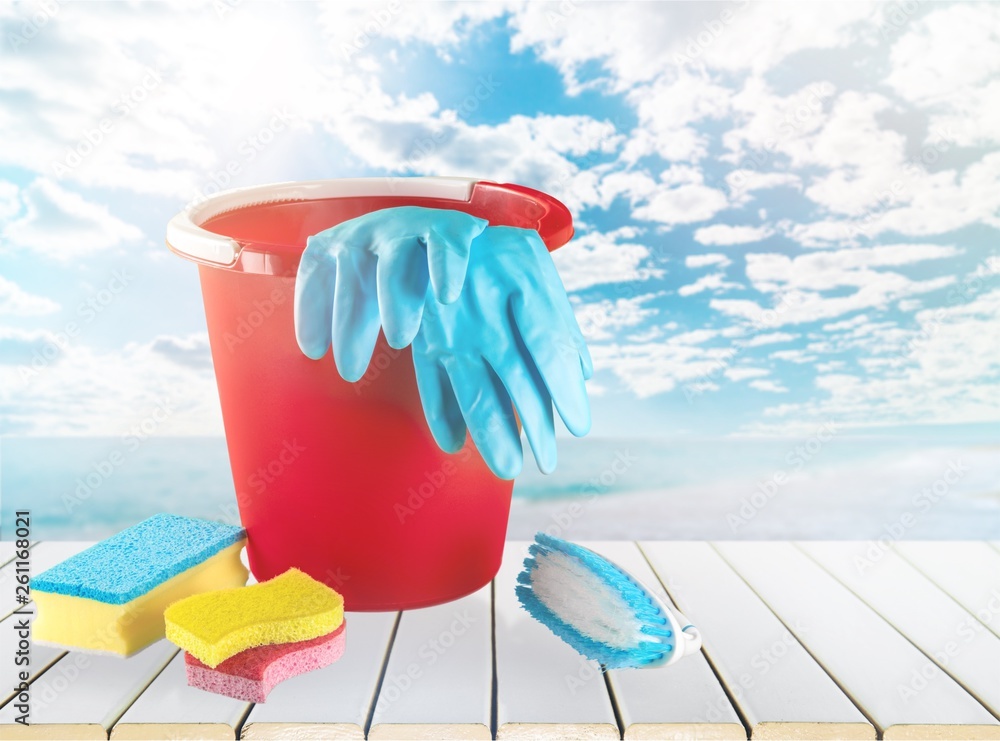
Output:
185,622,346,702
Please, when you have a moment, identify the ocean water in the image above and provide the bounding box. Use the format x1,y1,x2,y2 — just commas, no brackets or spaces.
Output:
1,436,998,540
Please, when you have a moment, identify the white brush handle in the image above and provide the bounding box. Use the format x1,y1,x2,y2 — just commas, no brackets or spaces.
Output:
674,609,703,654
638,586,703,668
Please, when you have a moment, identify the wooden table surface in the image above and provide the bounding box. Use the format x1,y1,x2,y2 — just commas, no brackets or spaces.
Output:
1,540,999,740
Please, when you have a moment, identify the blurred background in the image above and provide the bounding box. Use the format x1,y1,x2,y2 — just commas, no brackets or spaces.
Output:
1,1,997,540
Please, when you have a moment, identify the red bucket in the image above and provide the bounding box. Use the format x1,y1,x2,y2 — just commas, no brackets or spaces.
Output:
166,177,573,610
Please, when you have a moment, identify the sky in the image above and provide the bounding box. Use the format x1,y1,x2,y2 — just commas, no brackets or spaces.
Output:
0,0,998,441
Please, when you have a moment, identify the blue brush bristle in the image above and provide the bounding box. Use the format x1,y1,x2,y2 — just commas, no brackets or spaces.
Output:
515,533,674,670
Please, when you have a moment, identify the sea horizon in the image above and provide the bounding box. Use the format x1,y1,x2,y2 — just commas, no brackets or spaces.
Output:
2,435,998,541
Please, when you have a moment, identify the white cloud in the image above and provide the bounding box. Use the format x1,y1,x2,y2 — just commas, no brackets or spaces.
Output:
749,379,788,393
0,333,221,435
726,171,802,197
572,293,660,342
330,106,623,214
2,3,503,200
723,77,836,166
923,80,1000,149
694,223,774,246
798,92,908,215
632,169,728,227
742,331,796,347
0,4,299,197
711,244,962,325
325,2,511,52
779,219,858,249
149,333,212,370
712,277,953,328
725,367,770,382
744,244,960,293
589,338,734,398
770,349,816,364
644,191,729,228
783,151,1000,245
0,181,19,220
822,315,869,332
2,179,143,260
2,0,995,442
752,289,1000,432
622,71,732,163
861,152,1000,238
685,253,731,269
816,360,846,373
0,328,63,367
678,272,741,297
886,4,1000,105
0,276,60,317
552,227,664,292
509,2,876,91
573,170,658,211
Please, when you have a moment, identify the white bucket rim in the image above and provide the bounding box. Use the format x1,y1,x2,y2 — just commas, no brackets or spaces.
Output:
166,176,481,267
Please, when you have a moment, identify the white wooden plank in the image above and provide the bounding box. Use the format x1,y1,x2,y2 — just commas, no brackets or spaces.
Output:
714,542,1000,740
0,612,65,708
0,541,17,568
800,541,1000,720
0,543,92,708
893,542,1000,640
582,542,746,741
109,650,250,740
241,611,397,740
494,541,619,740
369,586,492,740
641,541,874,740
0,542,93,620
0,640,177,739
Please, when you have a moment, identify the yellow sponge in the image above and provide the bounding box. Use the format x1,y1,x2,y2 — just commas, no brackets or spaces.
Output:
32,514,248,657
164,568,344,668
33,541,247,656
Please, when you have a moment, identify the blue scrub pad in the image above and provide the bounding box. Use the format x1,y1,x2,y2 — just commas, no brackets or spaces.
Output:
33,513,245,604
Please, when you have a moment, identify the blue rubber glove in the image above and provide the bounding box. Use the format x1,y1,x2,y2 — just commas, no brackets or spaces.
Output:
412,225,593,480
295,206,488,381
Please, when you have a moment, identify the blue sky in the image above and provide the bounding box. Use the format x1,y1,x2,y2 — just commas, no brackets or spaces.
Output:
1,1,998,440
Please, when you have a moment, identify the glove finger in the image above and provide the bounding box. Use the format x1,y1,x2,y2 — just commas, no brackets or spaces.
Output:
412,345,467,454
331,249,381,383
425,212,488,304
442,355,523,480
377,238,430,349
294,244,336,360
524,230,594,379
512,293,591,438
490,351,557,475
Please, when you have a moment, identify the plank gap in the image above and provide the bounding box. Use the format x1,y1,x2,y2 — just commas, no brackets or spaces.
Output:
637,543,751,741
363,610,402,739
601,671,625,741
891,543,1000,642
102,647,180,733
708,542,885,737
0,648,68,711
887,550,998,630
0,540,38,571
796,542,1000,726
235,702,256,740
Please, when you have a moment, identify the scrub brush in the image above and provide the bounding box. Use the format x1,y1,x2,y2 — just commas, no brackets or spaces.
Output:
516,533,702,670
